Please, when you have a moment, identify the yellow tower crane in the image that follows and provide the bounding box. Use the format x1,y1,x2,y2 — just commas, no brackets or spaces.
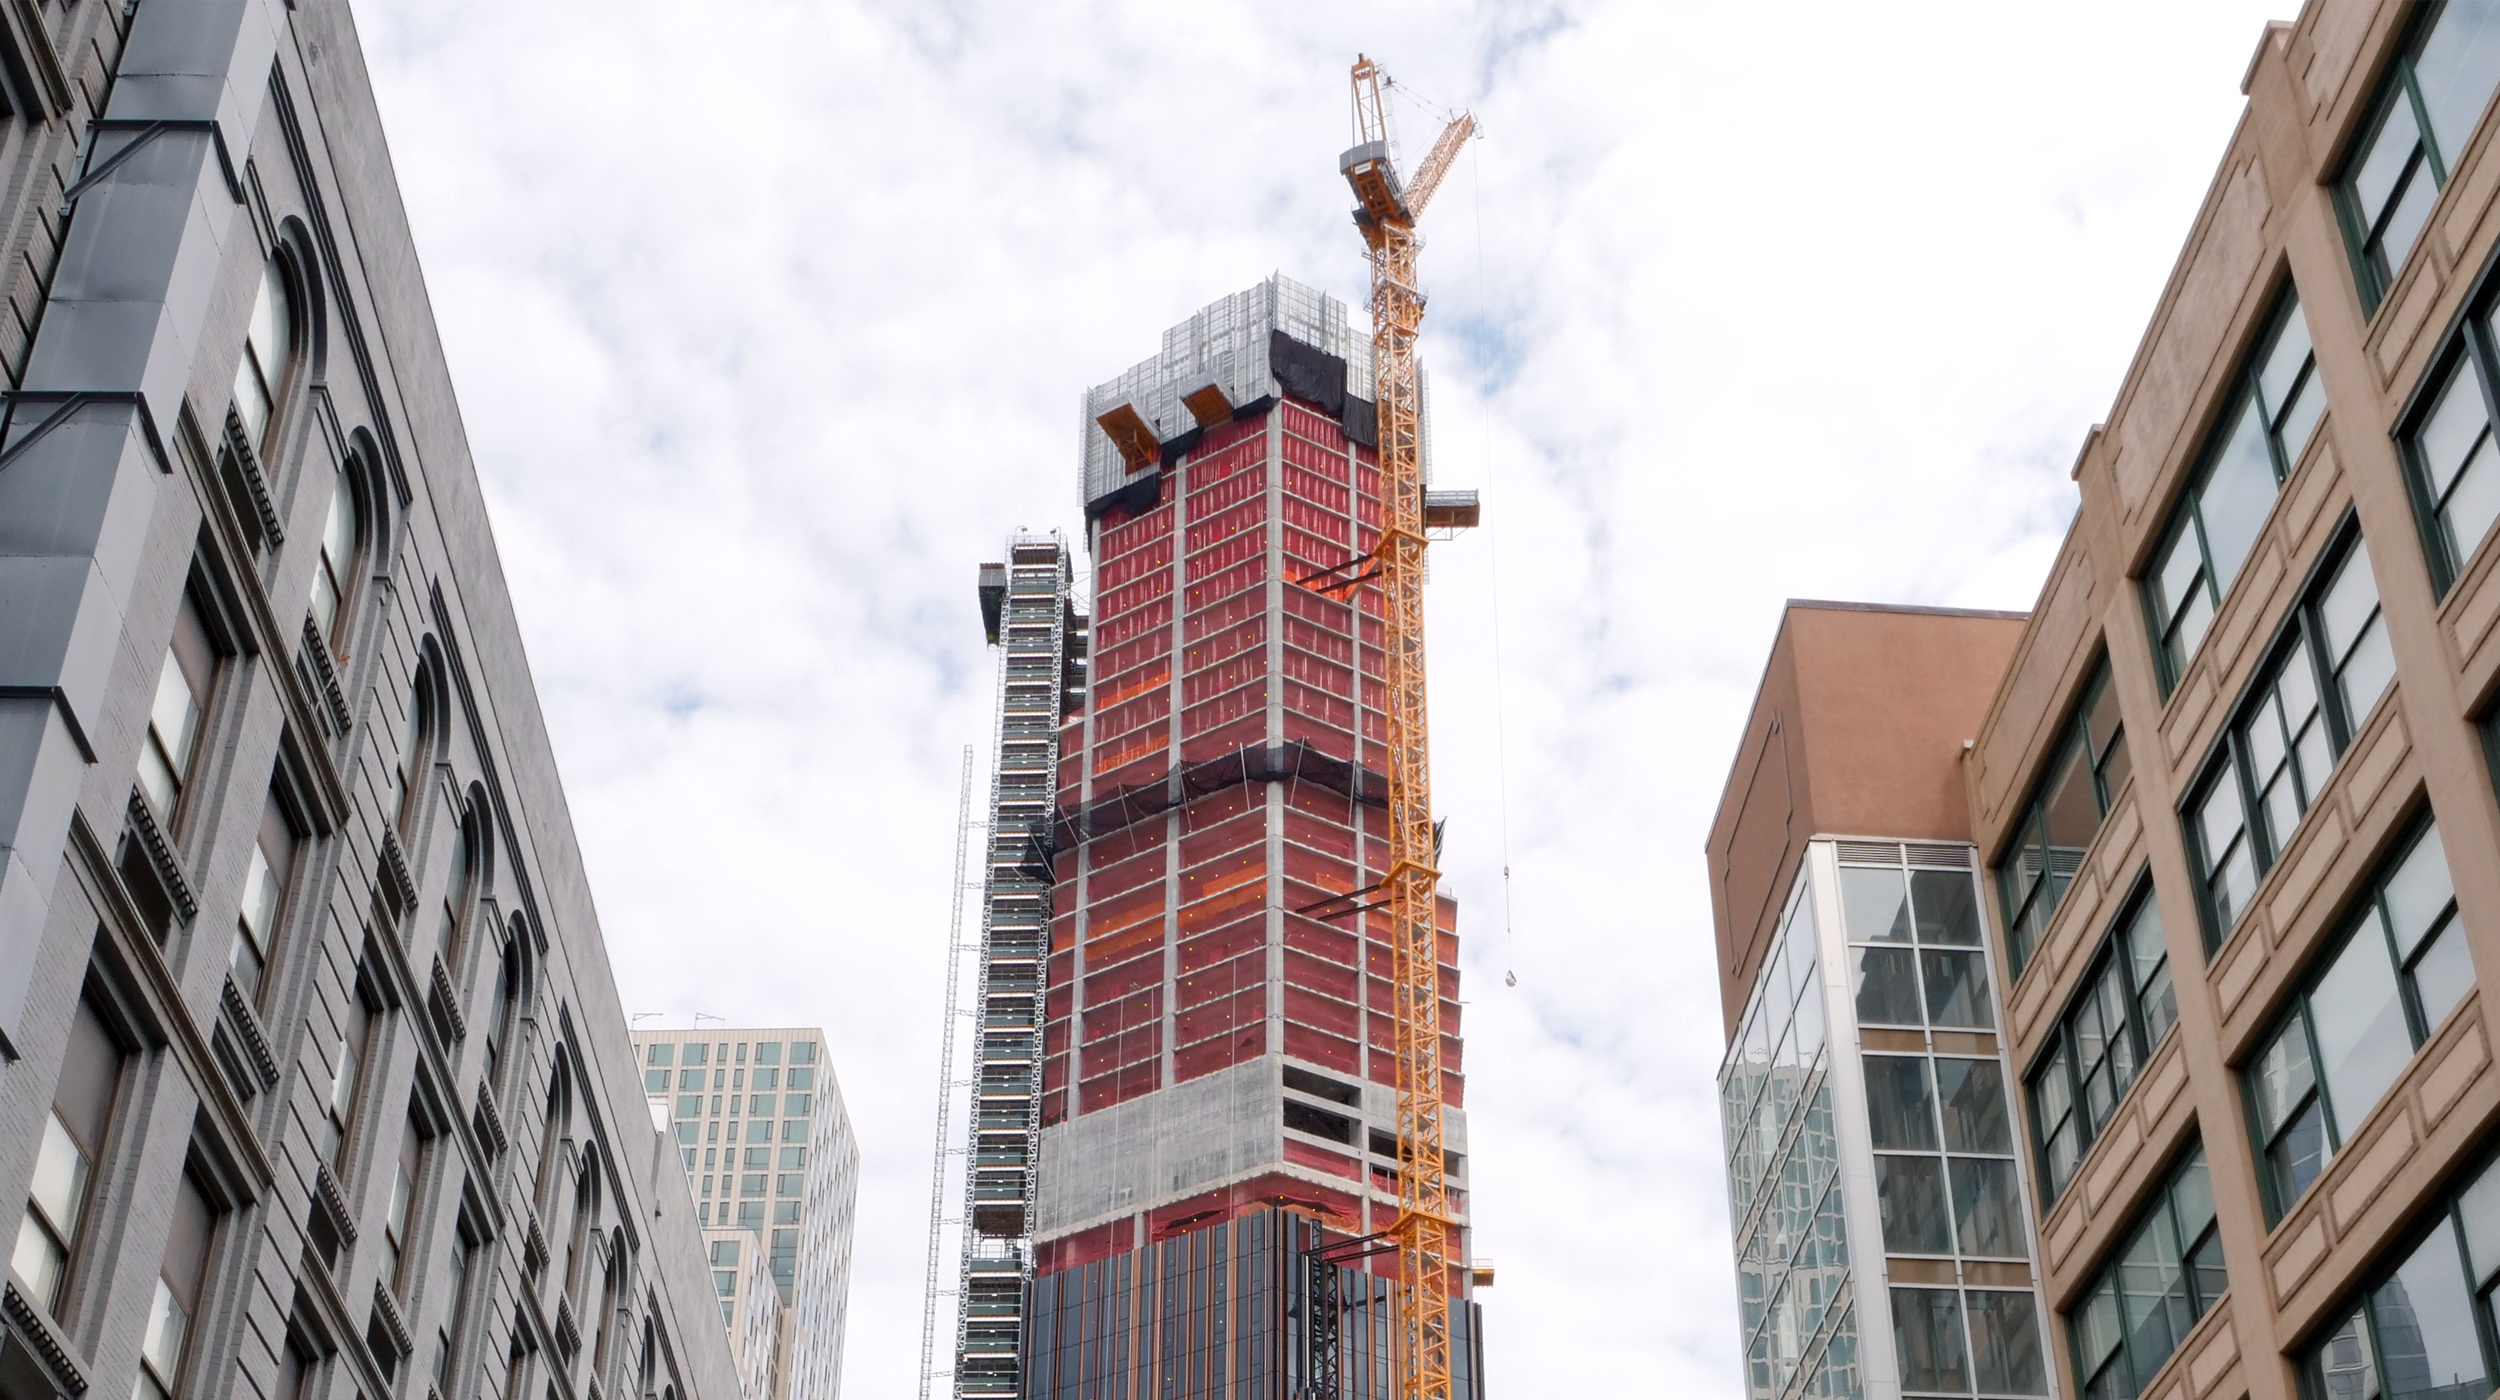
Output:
1339,54,1473,1400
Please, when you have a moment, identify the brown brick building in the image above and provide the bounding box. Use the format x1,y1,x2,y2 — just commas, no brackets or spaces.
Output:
1713,3,2500,1397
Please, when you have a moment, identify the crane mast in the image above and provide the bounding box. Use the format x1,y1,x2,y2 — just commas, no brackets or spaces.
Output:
1339,55,1472,1400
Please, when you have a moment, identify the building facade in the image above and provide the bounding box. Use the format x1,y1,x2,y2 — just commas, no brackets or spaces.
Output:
630,1028,859,1400
0,10,743,1400
1006,276,1485,1399
1715,3,2500,1397
1709,604,2043,1400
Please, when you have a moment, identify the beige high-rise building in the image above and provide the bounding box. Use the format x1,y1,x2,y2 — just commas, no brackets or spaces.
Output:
1713,3,2500,1397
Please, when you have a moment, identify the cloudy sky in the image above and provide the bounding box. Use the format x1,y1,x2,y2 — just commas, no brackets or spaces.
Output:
347,0,2291,1392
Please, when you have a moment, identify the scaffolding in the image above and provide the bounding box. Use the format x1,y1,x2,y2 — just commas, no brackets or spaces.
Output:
951,532,1087,1398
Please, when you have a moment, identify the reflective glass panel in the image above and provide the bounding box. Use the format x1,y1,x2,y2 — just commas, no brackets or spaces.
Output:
2311,928,2412,1135
1863,1056,1938,1152
1934,1059,2012,1154
1875,1157,1953,1254
1852,948,1923,1026
1949,1158,2026,1259
1965,1292,2048,1396
1890,1288,1971,1394
1840,867,1912,944
2369,1222,2486,1400
1920,950,1993,1029
2202,398,2282,595
1910,871,1981,946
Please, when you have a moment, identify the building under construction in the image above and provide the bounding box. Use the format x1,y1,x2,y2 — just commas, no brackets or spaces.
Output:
937,275,1489,1400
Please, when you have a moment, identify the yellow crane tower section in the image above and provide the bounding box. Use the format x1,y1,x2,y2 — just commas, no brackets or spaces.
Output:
1339,55,1473,1400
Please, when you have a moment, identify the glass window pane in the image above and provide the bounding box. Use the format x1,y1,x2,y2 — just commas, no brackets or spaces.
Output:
1791,969,1828,1065
2422,356,2496,500
2270,1099,2331,1207
2382,825,2455,960
2409,924,2474,1030
2153,523,2209,639
2378,154,2440,278
1875,1157,1954,1254
2441,422,2500,570
2279,369,2327,465
2356,93,2425,229
1965,1292,2048,1396
1863,1056,1939,1152
2416,0,2500,168
2041,739,2103,856
2369,1222,2488,1400
1950,1157,2026,1259
1889,1288,1971,1393
2320,542,2382,664
2072,1275,2124,1376
2311,1306,2381,1400
1921,950,1994,1029
2116,1209,2189,1378
1853,948,1923,1026
2311,927,2414,1136
1841,867,1913,943
2171,1150,2218,1243
1934,1059,2012,1154
2459,1155,2500,1288
2250,1018,2317,1137
2259,307,2316,428
2202,398,2283,594
1910,871,1982,946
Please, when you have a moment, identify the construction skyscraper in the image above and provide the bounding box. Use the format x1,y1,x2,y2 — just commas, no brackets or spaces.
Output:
941,276,1489,1399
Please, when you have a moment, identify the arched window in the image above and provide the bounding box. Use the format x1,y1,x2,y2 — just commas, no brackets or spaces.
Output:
485,928,523,1095
309,461,362,650
534,1054,569,1214
564,1156,599,1305
390,667,433,834
233,253,296,450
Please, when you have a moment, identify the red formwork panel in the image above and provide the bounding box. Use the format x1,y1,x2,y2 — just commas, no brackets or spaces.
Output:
1086,844,1166,904
1044,1019,1069,1056
1284,779,1356,824
1099,501,1173,559
1183,587,1266,643
1172,1024,1266,1084
1283,1138,1363,1184
1094,595,1172,654
1282,464,1350,512
1181,660,1265,712
1181,681,1265,737
1095,626,1172,684
1057,755,1081,791
1092,658,1171,712
1184,616,1263,674
1176,948,1265,1014
1281,401,1342,445
1084,883,1164,948
1283,985,1360,1041
1093,739,1171,790
1280,808,1356,865
1098,564,1174,625
1281,614,1353,667
1176,819,1260,884
1051,884,1077,918
1444,1072,1464,1108
1082,918,1166,979
1047,944,1073,985
1187,493,1265,552
1283,1021,1359,1075
1277,647,1352,701
1277,713,1346,760
1281,947,1358,1003
1087,819,1167,868
1041,1089,1067,1129
1096,533,1172,591
1186,435,1265,492
1082,951,1162,1009
1045,983,1072,1020
1171,985,1262,1047
1176,916,1263,975
1359,707,1385,745
1037,1220,1129,1277
1044,1054,1068,1095
1281,426,1346,475
1280,579,1354,630
1184,558,1265,614
1178,808,1263,867
1282,680,1354,733
1181,782,1259,832
1177,878,1264,936
1181,713,1265,764
1283,914,1357,967
1279,843,1354,899
1278,524,1347,576
1083,983,1162,1036
1093,685,1171,747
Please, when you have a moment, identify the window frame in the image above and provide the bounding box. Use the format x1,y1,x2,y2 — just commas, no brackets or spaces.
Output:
2023,874,2176,1205
2065,1142,2227,1400
1994,656,2131,980
2299,1139,2500,1399
2243,808,2467,1223
2179,518,2388,952
2333,0,2500,315
2398,278,2500,596
308,456,368,657
2141,286,2326,696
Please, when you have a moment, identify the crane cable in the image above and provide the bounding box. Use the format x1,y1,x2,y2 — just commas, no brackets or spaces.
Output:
1465,128,1523,992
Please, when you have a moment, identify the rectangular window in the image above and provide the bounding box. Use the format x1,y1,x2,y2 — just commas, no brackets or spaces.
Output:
383,1121,423,1294
2337,0,2500,312
778,1147,805,1171
2145,290,2327,689
676,1094,701,1120
753,1042,781,1065
2305,1141,2500,1398
683,1044,708,1066
748,1094,776,1117
137,590,219,827
2026,881,2174,1203
2184,528,2393,948
647,1044,673,1067
787,1066,815,1091
784,1094,811,1116
2065,1144,2225,1400
643,1070,669,1093
1844,859,1993,1030
1996,659,2131,975
13,995,124,1313
736,1202,763,1231
230,792,298,1005
773,1202,800,1226
781,1120,806,1143
135,1170,219,1400
774,1174,803,1198
790,1042,815,1065
2246,814,2469,1220
751,1068,779,1091
317,991,372,1166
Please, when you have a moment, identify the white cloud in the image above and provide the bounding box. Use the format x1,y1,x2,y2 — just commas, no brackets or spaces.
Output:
348,0,2292,1392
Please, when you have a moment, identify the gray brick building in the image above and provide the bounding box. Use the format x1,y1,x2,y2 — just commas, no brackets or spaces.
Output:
0,8,743,1400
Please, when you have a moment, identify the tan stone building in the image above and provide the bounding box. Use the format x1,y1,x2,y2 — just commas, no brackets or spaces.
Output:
1712,2,2500,1396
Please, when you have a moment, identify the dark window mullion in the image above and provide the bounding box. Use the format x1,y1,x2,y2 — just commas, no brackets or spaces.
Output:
2301,1000,2344,1161
2408,64,2453,187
